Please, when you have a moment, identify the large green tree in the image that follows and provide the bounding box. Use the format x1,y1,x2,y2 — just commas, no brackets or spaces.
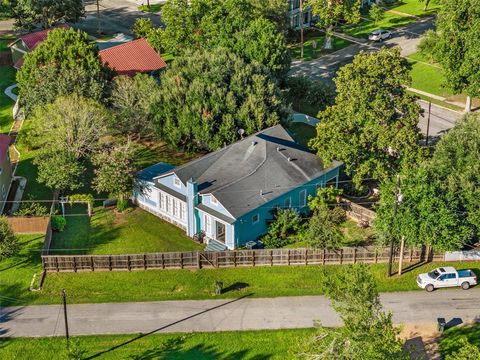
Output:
154,48,287,151
28,94,110,159
17,27,110,115
310,48,422,188
307,0,361,49
12,0,84,30
35,151,85,193
304,264,407,359
110,74,161,137
136,0,290,79
434,0,480,111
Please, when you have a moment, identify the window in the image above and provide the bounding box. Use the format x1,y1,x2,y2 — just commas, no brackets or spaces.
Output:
252,214,259,224
284,197,291,208
159,192,164,210
211,196,218,205
316,182,323,191
180,202,186,220
172,198,178,217
173,177,181,188
166,196,171,213
299,190,307,207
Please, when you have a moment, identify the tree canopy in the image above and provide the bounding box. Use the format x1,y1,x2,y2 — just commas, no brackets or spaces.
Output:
154,48,287,151
11,0,84,30
17,28,110,115
309,48,422,188
134,0,290,79
307,0,361,49
434,0,480,111
304,264,407,359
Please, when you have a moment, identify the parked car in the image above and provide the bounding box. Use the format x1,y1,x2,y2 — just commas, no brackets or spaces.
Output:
368,29,392,42
416,266,477,292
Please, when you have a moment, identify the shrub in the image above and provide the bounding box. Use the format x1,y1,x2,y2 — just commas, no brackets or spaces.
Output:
262,208,303,248
330,206,347,225
304,210,344,249
417,30,439,62
15,200,49,217
116,199,129,212
285,76,335,115
262,233,294,249
52,216,66,232
0,216,18,259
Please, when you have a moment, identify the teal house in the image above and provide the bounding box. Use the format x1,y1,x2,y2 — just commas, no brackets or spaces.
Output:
134,125,342,251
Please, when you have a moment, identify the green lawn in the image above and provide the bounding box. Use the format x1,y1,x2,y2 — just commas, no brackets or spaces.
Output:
407,56,453,98
289,35,352,61
0,329,315,359
341,219,374,246
138,3,164,13
389,0,441,17
0,234,46,306
50,206,203,255
440,323,480,357
343,12,415,39
288,122,316,148
0,260,476,306
0,65,16,134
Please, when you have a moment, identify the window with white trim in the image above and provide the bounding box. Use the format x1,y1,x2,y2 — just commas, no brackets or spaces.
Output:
166,195,172,213
205,214,212,236
173,198,179,217
180,201,186,220
252,214,259,224
299,189,307,207
159,191,164,209
173,177,181,188
284,197,291,208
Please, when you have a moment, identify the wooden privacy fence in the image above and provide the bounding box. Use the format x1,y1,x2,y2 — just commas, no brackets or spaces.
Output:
7,216,50,234
41,246,444,273
339,197,376,225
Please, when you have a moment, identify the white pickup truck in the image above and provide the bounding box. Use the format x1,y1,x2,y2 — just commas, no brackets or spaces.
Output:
417,266,477,292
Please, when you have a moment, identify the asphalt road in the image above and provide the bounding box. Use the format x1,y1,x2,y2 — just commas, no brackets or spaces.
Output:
417,100,462,140
2,289,480,337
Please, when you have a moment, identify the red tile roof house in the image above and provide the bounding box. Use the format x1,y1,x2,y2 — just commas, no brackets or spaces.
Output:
9,25,70,69
0,134,13,213
98,38,167,77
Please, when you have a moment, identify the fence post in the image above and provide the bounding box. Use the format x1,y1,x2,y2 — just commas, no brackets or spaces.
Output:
353,248,357,264
55,256,59,272
323,248,326,265
144,254,147,270
374,249,378,264
197,252,201,269
180,252,184,269
215,252,219,268
91,256,94,271
305,249,308,265
270,250,274,266
127,256,131,271
161,253,165,269
233,251,237,267
339,249,343,265
410,248,413,263
252,251,255,267
109,256,112,271
287,249,291,266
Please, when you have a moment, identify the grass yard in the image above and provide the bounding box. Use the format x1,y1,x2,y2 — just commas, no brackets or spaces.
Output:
0,260,476,306
288,122,316,148
50,206,203,255
407,55,453,98
0,328,314,359
0,65,15,134
440,323,480,357
341,219,374,246
343,12,415,39
0,234,45,306
389,0,441,17
289,33,352,61
138,3,164,13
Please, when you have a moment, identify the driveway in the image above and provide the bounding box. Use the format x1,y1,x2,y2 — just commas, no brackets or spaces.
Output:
2,289,480,337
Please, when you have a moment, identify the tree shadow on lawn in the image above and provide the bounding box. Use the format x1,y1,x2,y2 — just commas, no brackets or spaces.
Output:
0,235,44,273
85,294,254,360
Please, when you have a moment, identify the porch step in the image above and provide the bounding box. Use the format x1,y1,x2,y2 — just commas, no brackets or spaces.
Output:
205,239,227,252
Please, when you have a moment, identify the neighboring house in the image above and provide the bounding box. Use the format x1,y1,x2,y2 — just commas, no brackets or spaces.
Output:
9,25,69,69
98,38,167,77
289,0,312,29
0,135,13,213
134,125,342,251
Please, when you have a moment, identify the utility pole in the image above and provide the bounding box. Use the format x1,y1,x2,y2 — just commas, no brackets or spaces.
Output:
96,0,101,35
300,0,304,60
62,289,69,348
425,101,431,146
388,175,402,277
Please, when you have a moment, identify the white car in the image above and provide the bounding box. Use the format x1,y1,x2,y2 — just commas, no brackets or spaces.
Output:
368,29,392,42
417,266,477,292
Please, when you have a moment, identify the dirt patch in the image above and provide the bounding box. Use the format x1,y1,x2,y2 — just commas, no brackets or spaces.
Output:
401,323,441,360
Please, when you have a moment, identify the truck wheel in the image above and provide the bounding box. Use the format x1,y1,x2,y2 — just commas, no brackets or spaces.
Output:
461,282,470,290
426,284,434,292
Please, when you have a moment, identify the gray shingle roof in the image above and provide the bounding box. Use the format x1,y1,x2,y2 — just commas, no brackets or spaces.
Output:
172,125,342,219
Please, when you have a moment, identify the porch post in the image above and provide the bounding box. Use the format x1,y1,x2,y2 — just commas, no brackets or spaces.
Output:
186,178,198,237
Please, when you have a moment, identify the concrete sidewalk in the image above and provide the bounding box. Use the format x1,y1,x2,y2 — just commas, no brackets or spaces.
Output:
2,289,480,338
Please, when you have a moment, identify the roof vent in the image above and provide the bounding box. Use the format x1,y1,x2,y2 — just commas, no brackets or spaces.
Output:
260,189,264,196
251,141,257,146
276,147,280,151
287,157,292,162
